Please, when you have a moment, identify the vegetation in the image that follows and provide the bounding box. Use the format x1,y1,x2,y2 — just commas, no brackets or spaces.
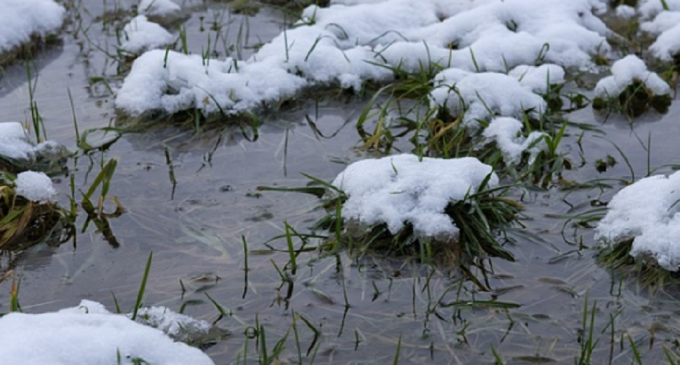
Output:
0,174,66,250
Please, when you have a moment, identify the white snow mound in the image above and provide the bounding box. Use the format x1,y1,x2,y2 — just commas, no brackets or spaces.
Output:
594,54,670,98
332,154,498,239
0,122,62,163
120,15,174,54
0,300,215,365
595,171,680,271
641,10,680,61
14,171,57,203
482,117,547,165
0,0,64,53
429,69,547,128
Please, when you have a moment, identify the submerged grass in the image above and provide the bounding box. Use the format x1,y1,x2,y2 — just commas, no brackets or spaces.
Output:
596,238,680,291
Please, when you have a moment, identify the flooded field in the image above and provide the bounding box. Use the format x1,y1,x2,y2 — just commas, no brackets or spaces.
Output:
2,0,680,364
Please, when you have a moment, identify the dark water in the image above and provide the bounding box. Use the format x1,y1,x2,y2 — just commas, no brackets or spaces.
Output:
1,1,680,364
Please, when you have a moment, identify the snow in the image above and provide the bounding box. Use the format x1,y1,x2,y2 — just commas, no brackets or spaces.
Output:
0,122,61,163
332,154,498,240
0,0,64,53
482,117,546,165
639,9,680,61
638,0,680,19
508,64,565,94
14,171,57,203
0,122,36,160
120,15,175,54
429,69,547,128
138,0,181,17
595,172,680,271
594,54,671,98
0,300,215,365
116,50,307,116
116,0,611,117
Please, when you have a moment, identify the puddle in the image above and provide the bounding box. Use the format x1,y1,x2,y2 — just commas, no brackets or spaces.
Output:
1,1,680,364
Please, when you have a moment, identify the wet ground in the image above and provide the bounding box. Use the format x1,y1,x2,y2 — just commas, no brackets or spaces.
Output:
2,1,680,364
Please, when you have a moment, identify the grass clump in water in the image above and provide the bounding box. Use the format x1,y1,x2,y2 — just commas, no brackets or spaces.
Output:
596,239,680,290
261,157,522,265
593,79,672,117
313,184,522,265
0,174,67,250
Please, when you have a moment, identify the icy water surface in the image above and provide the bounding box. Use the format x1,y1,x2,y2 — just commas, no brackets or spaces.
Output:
2,1,680,364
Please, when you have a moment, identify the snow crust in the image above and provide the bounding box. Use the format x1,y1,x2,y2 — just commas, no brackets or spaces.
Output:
14,171,57,203
0,0,64,53
594,55,670,98
482,117,546,165
0,300,215,365
332,154,497,239
116,0,610,116
120,15,174,54
595,172,680,271
139,0,181,17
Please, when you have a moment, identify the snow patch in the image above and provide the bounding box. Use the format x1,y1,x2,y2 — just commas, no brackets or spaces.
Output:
116,0,611,117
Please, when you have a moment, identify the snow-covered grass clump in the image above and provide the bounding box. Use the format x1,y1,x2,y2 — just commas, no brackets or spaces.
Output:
0,300,215,365
0,0,64,55
115,0,611,118
333,155,497,239
314,154,520,262
0,171,63,250
429,69,550,128
120,15,175,55
592,55,672,116
595,171,680,272
482,117,547,165
0,122,68,174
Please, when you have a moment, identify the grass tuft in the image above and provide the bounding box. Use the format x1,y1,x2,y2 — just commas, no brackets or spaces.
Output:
264,173,522,265
0,174,68,250
593,79,672,118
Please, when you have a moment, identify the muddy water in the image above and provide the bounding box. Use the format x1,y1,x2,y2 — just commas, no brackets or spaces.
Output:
2,1,680,364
